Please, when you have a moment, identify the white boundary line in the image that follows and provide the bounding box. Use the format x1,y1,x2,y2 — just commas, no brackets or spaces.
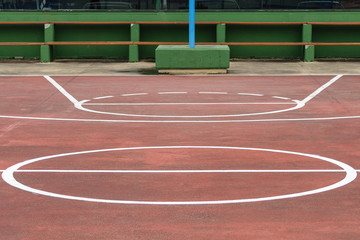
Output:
2,146,357,205
83,102,296,106
1,169,359,173
2,74,360,77
1,114,359,123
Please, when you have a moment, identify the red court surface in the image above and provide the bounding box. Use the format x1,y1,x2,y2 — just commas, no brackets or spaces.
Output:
0,75,359,240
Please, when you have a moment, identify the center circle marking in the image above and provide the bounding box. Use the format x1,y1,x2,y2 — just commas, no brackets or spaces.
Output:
2,146,357,205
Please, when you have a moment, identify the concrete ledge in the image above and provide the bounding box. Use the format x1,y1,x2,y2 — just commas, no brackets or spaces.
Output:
155,45,230,70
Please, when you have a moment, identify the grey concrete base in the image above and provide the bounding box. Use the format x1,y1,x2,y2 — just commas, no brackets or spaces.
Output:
1,60,360,76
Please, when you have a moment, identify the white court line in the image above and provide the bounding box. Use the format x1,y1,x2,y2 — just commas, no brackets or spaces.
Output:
237,93,263,96
198,92,228,94
2,74,360,77
1,114,359,123
158,92,188,95
272,96,291,100
2,169,359,173
301,75,343,104
121,93,148,97
83,102,296,106
93,96,114,100
44,75,79,105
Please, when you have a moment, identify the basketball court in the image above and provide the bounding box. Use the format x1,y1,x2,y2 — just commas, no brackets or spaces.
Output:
0,73,359,239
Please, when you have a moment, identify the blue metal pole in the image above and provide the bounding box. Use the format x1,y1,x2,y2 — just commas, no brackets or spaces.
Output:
189,0,195,48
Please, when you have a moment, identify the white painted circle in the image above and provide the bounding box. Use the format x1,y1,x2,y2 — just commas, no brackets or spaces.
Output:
2,146,357,205
78,93,302,118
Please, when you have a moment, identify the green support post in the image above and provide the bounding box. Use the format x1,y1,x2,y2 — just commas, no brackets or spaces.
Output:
302,24,315,62
216,23,226,43
41,23,54,62
129,23,140,62
155,0,161,10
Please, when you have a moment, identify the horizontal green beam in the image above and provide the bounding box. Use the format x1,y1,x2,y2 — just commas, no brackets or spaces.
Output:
1,11,360,22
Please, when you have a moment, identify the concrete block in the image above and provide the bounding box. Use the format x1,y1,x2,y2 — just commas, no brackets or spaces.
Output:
155,45,230,70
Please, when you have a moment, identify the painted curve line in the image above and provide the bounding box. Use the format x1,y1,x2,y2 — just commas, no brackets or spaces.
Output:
2,146,357,205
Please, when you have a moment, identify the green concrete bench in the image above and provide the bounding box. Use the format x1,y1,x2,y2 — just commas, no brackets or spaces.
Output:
155,45,230,74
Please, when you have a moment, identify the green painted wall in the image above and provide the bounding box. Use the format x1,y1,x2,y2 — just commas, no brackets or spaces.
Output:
227,24,303,58
0,24,43,59
53,24,129,59
0,11,360,60
313,25,360,58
